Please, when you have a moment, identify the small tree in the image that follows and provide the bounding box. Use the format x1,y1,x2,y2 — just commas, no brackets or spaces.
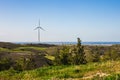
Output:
54,49,61,65
90,46,100,62
54,46,70,65
54,38,87,65
74,38,87,64
60,46,70,65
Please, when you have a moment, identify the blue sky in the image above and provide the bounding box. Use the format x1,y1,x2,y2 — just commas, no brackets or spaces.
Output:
0,0,120,42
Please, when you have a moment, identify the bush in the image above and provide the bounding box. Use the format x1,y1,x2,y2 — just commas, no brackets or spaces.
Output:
54,46,70,65
0,58,13,71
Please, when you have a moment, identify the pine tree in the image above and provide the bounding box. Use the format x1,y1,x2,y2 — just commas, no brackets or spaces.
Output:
74,38,87,64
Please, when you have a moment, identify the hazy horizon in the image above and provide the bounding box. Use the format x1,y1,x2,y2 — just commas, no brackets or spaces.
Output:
0,0,120,42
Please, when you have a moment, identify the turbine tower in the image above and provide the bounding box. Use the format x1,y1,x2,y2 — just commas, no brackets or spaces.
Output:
34,19,45,43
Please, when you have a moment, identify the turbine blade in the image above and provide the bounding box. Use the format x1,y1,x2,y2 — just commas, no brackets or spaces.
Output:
34,27,39,30
40,27,45,31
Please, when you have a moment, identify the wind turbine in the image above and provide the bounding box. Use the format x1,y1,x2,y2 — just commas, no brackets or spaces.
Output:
34,19,45,43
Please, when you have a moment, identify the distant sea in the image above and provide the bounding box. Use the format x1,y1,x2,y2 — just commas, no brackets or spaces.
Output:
14,42,120,46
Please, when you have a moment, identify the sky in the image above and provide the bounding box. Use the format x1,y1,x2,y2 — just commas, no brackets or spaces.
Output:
0,0,120,42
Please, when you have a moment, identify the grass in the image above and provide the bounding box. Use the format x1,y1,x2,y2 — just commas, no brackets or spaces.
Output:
45,54,55,60
0,47,10,52
0,60,120,80
13,47,46,51
0,46,47,55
